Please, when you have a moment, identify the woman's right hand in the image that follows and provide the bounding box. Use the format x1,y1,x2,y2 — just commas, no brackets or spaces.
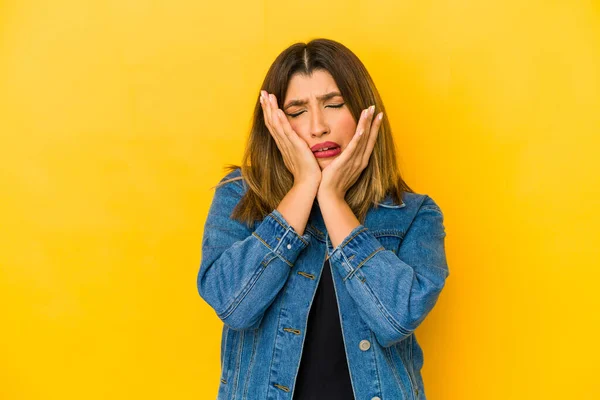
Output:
260,90,321,188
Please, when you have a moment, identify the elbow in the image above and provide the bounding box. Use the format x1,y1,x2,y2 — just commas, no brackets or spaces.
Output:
196,266,227,317
197,278,263,331
374,287,448,348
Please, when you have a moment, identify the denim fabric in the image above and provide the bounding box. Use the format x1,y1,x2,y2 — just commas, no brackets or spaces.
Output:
197,168,450,400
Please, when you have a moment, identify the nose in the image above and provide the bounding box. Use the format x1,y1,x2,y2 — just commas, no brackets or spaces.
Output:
310,108,329,138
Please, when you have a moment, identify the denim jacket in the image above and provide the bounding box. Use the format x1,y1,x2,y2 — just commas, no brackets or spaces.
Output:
197,168,450,400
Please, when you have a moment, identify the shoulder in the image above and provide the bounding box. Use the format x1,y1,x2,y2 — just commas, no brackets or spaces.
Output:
390,191,445,227
215,167,247,196
402,192,443,214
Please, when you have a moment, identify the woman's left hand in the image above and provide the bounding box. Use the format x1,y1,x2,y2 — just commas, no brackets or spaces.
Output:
318,105,383,201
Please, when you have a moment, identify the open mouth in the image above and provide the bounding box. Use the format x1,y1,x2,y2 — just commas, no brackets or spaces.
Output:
313,146,341,158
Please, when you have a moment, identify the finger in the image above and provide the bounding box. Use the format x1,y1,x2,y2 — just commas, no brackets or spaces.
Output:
266,93,289,142
277,109,306,148
268,94,287,135
356,105,375,161
362,111,383,167
259,92,271,129
268,95,294,155
264,92,276,131
273,110,293,151
349,107,371,158
271,94,299,155
338,107,369,163
261,93,286,153
260,93,277,142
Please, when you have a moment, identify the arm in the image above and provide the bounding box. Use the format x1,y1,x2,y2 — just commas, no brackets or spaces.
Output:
197,175,314,331
325,196,450,347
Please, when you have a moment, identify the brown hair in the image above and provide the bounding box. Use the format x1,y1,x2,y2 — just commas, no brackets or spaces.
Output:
216,38,413,226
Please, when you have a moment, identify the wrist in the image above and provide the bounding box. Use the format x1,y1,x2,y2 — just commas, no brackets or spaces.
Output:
294,179,320,193
317,187,344,203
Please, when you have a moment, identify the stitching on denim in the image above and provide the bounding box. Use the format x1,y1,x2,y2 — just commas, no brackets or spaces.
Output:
273,254,293,268
358,274,412,336
341,251,355,281
273,383,290,392
394,343,417,399
232,330,244,395
371,330,383,397
383,345,408,398
329,257,359,400
406,334,419,398
341,226,368,249
269,213,309,245
290,259,325,398
372,228,404,238
297,271,315,279
242,329,260,399
252,232,292,267
266,303,283,393
261,253,279,268
343,247,385,282
252,232,272,251
218,254,271,320
272,228,289,253
220,328,230,386
329,226,368,259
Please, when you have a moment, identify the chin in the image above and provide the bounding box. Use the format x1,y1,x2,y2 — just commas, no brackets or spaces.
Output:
317,160,330,169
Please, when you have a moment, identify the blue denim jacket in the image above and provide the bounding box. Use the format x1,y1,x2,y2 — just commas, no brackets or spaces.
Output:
197,168,450,400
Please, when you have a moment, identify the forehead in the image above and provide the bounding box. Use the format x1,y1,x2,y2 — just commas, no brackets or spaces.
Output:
284,69,340,100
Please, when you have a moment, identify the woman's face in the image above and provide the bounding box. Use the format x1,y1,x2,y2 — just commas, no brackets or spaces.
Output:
282,69,357,170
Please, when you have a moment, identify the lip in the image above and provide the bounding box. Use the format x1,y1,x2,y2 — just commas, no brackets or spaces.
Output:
311,141,340,152
313,147,341,158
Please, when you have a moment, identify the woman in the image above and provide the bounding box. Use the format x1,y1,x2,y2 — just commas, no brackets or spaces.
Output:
197,38,449,400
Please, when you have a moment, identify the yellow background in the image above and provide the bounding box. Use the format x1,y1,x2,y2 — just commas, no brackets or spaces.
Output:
1,0,599,398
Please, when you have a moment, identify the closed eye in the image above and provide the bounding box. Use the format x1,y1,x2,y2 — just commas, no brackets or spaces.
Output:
287,103,345,118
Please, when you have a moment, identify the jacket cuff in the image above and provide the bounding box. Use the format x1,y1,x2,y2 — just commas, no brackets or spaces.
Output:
252,209,311,267
328,225,385,281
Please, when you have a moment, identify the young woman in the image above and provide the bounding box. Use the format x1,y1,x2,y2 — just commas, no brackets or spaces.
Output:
197,38,450,400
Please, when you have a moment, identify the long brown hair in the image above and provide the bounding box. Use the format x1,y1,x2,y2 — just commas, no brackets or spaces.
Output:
216,38,413,227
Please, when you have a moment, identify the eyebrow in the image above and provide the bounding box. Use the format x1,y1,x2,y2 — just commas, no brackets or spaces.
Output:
283,91,343,111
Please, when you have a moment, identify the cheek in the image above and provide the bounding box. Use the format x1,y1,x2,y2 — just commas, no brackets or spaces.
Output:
288,120,310,143
336,112,357,145
288,119,300,134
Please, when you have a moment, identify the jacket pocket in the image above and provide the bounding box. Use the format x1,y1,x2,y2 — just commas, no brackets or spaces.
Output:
372,229,404,255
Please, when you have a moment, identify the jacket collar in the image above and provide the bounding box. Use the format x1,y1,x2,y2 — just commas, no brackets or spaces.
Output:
375,193,406,208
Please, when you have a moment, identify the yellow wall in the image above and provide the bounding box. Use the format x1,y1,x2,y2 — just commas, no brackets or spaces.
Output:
1,1,598,398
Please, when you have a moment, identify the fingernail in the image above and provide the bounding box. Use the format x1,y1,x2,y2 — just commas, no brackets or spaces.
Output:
378,112,383,120
369,105,375,114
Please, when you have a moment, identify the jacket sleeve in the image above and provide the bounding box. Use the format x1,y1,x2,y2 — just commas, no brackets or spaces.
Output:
197,176,311,331
327,195,450,347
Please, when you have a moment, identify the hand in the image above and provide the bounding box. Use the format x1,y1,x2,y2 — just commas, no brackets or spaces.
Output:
318,105,383,201
259,90,321,187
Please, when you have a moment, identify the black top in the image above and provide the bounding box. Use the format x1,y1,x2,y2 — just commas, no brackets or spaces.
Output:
293,258,355,400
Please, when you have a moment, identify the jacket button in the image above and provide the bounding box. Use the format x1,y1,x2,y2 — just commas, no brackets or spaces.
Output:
359,339,371,351
371,397,381,400
287,244,292,249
